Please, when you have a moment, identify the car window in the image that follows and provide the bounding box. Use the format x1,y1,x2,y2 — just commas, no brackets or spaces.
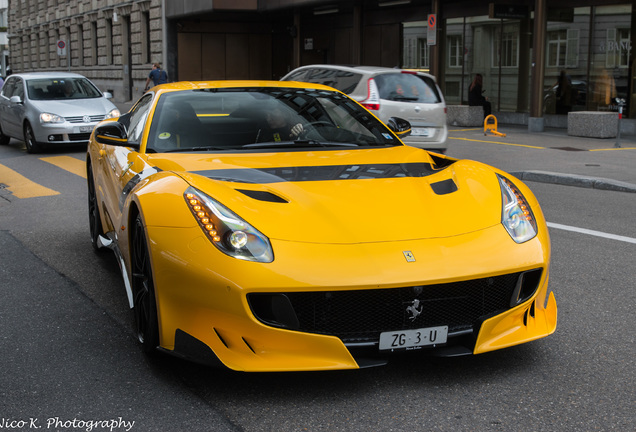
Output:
146,87,399,153
26,77,102,100
127,94,153,145
306,68,362,94
1,77,16,98
285,69,310,82
12,78,24,100
374,73,441,104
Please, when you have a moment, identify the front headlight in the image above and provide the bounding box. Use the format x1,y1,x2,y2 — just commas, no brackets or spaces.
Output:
40,112,65,123
184,187,273,262
498,174,538,243
105,108,121,119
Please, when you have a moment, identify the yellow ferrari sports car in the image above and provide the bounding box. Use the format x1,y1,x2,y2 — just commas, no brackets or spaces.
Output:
87,80,557,371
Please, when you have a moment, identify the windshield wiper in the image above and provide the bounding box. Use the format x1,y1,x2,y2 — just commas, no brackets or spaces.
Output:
390,96,419,102
163,146,231,152
242,140,359,149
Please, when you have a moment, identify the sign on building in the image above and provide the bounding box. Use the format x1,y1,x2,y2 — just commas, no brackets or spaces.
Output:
57,40,66,56
427,14,436,46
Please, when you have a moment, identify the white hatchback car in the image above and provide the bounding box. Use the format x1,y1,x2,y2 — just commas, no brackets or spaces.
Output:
282,65,447,153
0,72,120,153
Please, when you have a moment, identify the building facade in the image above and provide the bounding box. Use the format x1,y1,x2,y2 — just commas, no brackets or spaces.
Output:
8,0,636,129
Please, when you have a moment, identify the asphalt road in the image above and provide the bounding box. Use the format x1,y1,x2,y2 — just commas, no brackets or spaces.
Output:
1,126,634,431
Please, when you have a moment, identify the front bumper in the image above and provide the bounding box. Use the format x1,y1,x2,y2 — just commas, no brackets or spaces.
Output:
146,223,555,371
33,122,99,144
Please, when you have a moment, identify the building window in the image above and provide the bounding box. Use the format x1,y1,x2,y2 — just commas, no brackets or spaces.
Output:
105,18,113,65
65,26,71,67
547,29,579,68
141,11,151,64
78,24,84,67
447,35,463,68
605,28,631,68
41,31,49,68
90,21,97,66
403,37,416,68
418,39,429,69
403,37,429,69
493,27,519,68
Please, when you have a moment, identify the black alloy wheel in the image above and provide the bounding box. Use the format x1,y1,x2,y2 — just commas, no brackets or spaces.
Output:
87,165,105,251
23,122,41,153
131,214,159,353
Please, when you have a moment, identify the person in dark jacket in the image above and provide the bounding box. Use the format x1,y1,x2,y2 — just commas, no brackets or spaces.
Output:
468,73,491,118
144,63,168,92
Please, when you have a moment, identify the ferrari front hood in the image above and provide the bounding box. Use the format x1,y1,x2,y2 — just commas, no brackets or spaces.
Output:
147,147,503,243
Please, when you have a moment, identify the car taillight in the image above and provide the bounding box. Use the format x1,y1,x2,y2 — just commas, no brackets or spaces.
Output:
362,78,381,111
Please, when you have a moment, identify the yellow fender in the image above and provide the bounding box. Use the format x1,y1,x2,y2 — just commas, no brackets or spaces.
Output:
484,114,506,137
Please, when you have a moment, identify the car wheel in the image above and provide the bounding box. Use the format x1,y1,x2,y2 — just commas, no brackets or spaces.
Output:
23,122,41,153
0,125,10,145
87,164,105,252
131,213,160,353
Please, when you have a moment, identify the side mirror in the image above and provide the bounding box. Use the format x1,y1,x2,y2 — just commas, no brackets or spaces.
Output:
103,91,113,100
10,95,22,104
94,121,136,148
387,117,411,138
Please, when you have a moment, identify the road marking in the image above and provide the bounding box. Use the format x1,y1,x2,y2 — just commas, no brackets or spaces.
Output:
589,147,636,152
448,136,547,149
547,222,636,244
0,162,60,198
41,156,87,179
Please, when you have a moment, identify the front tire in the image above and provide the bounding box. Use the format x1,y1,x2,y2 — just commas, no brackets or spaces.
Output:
23,122,41,153
87,163,105,251
0,124,10,145
131,213,159,353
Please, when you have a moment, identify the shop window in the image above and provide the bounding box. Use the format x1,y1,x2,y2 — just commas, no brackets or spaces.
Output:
493,27,519,68
605,28,630,68
547,29,579,68
447,35,463,68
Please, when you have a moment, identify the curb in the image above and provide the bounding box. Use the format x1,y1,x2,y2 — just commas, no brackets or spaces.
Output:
510,170,636,193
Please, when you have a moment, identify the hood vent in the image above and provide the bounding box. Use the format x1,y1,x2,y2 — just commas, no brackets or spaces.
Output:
430,179,458,195
237,189,288,203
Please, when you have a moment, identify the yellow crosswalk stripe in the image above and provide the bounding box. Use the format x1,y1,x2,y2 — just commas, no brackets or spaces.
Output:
40,156,87,179
0,163,60,198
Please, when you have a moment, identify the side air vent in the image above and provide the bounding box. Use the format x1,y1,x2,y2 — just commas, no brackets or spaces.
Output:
510,269,543,307
236,189,288,203
430,179,458,195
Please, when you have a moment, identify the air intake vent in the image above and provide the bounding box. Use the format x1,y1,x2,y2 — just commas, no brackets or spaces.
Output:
430,179,458,195
236,189,288,203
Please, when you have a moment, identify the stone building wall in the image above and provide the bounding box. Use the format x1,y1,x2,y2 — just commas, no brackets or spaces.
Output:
8,0,163,102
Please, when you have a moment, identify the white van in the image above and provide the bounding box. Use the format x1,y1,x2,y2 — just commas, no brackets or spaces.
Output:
282,65,448,153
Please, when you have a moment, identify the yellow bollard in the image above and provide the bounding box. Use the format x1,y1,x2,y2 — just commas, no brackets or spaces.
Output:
484,114,506,137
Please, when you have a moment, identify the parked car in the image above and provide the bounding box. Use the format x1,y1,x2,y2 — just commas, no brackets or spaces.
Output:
282,65,448,153
87,80,556,371
0,72,120,153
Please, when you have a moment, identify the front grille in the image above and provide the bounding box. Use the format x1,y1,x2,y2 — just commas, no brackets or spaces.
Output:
249,270,540,344
65,114,105,123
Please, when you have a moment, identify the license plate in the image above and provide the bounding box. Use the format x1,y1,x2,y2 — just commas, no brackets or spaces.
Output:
410,127,432,137
79,125,95,133
379,326,448,351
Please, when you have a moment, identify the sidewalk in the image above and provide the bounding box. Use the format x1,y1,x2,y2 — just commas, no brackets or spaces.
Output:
446,124,636,193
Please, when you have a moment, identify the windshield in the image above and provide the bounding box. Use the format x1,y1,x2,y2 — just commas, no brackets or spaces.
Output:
146,87,401,153
27,78,102,100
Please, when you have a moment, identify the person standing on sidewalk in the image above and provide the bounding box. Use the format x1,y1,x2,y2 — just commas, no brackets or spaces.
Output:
144,63,168,92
